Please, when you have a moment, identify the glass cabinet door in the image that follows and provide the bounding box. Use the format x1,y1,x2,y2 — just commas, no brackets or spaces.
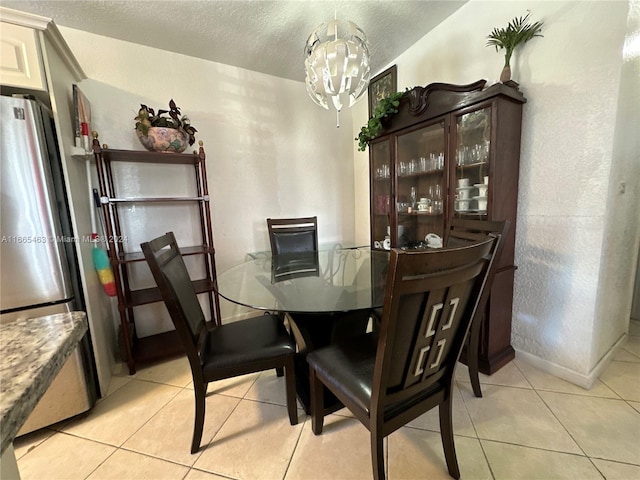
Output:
395,120,446,248
453,107,491,217
370,140,391,249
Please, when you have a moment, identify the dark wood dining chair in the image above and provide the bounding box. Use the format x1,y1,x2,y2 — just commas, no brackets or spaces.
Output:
140,232,298,453
267,216,318,255
266,215,320,355
444,218,509,397
307,235,498,480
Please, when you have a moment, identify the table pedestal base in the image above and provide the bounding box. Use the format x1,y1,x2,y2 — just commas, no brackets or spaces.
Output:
287,310,371,414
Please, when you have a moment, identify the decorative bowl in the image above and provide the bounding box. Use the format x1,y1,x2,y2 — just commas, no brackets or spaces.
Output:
136,127,188,153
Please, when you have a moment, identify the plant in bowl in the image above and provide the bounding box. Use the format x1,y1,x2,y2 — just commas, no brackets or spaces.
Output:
356,91,405,152
486,12,544,83
134,99,197,153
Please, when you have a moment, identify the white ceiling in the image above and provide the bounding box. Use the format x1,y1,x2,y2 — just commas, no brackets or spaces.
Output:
2,0,467,82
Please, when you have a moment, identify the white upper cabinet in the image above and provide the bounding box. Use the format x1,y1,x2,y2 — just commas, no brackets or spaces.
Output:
0,22,45,90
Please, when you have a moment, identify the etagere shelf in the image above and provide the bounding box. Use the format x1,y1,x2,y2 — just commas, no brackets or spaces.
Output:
93,138,221,374
368,80,526,374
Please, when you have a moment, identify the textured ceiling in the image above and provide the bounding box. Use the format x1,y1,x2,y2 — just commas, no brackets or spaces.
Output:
2,0,466,82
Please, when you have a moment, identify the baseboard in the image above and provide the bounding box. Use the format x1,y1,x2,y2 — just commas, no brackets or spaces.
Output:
222,310,275,323
514,333,628,389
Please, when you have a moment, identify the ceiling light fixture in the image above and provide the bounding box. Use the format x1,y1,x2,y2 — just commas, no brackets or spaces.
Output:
304,16,371,127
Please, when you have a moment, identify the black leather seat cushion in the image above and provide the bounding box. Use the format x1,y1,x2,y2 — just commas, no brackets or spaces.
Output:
201,314,295,376
307,332,444,419
306,333,378,414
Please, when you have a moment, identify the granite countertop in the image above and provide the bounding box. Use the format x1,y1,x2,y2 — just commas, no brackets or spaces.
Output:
0,312,87,454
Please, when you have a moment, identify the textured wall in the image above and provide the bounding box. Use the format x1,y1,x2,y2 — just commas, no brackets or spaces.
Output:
353,0,640,384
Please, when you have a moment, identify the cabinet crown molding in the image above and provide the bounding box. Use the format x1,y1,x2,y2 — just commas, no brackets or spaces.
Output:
0,6,86,82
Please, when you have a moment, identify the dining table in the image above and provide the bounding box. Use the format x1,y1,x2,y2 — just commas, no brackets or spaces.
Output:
215,246,390,413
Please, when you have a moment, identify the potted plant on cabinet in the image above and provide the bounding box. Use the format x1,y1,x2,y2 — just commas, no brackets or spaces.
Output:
134,99,197,153
356,91,405,151
486,12,544,83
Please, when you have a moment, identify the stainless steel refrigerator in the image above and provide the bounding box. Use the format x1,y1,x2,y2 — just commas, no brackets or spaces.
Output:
0,95,97,434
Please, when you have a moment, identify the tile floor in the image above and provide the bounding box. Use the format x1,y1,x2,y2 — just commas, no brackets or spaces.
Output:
14,323,640,480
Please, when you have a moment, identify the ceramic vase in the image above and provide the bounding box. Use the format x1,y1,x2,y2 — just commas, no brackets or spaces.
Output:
500,64,512,83
136,126,188,153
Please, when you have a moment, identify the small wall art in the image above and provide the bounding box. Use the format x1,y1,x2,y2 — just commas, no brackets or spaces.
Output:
368,65,397,118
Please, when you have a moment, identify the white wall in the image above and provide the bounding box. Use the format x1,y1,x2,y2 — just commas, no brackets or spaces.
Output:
352,0,640,386
58,28,356,332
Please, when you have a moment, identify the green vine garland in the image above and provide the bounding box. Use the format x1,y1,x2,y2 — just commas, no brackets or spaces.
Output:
356,91,406,152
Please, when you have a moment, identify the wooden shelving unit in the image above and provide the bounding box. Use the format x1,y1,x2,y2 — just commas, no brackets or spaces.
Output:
93,139,221,374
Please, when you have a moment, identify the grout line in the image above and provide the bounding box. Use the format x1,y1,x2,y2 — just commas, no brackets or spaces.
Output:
455,380,496,480
530,386,591,459
281,415,308,480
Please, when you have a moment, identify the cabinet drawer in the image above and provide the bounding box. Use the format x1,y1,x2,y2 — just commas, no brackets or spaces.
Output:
0,22,45,90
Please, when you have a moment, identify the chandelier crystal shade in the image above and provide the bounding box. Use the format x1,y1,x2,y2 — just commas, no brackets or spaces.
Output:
304,18,371,126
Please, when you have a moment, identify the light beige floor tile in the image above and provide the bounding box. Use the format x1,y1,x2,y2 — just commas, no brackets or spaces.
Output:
406,383,476,437
630,401,640,414
202,372,261,398
623,335,640,357
455,360,531,389
591,458,640,479
599,361,640,402
482,440,602,479
538,391,640,465
13,428,55,459
185,468,232,479
244,369,295,407
461,385,581,454
123,389,240,466
194,399,303,479
86,448,189,479
135,356,193,387
286,415,376,480
17,432,116,480
104,373,132,397
388,428,491,480
613,348,640,362
61,379,181,446
514,358,618,398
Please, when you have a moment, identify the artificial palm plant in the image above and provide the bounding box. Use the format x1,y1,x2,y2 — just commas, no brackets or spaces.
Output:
486,12,544,83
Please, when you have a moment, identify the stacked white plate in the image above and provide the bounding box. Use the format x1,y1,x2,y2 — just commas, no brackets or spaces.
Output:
473,196,488,211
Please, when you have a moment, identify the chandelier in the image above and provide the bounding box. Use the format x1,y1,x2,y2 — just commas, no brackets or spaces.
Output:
304,17,371,127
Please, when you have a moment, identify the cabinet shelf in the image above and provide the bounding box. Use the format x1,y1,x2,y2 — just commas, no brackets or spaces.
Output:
117,245,213,264
456,161,488,169
397,169,444,178
102,149,201,165
109,196,206,203
399,212,443,217
125,279,215,307
133,330,184,364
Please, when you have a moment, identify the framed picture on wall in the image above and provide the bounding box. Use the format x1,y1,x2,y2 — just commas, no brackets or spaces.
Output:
368,65,397,117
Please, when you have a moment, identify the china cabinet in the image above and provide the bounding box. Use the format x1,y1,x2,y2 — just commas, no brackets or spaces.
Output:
368,80,526,374
93,139,221,374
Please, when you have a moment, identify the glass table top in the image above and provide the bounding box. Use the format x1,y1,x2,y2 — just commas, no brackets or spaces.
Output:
216,249,390,314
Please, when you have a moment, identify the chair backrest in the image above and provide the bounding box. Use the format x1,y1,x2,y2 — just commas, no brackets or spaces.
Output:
371,236,497,417
445,218,510,324
271,251,320,283
140,232,207,366
445,218,509,267
267,216,318,255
